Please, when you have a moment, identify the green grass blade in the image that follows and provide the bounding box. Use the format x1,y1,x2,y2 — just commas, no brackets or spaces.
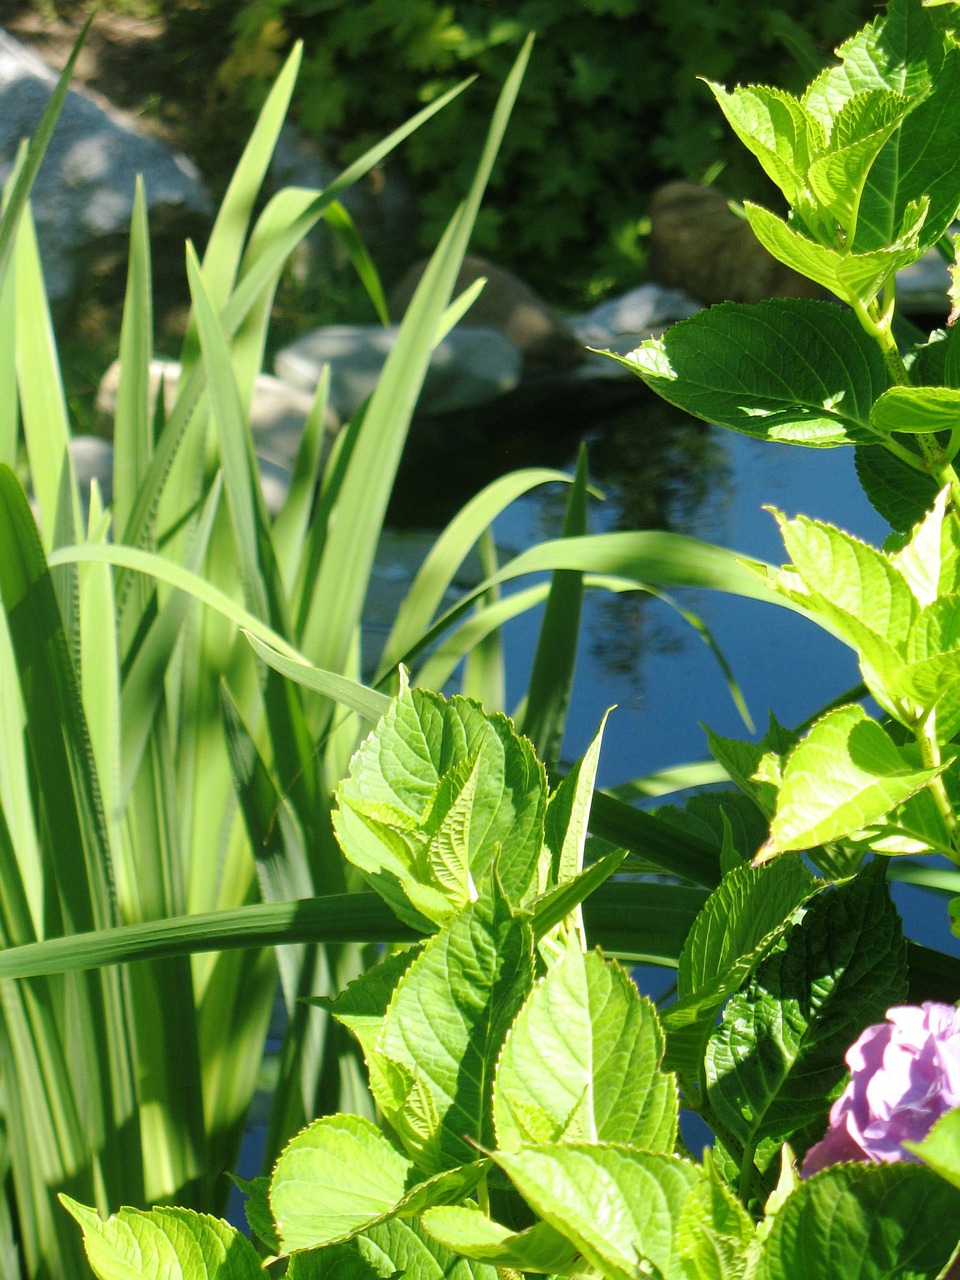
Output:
272,366,331,593
518,443,589,770
0,465,143,1204
0,895,421,978
321,201,390,325
244,631,390,722
189,40,303,330
414,583,551,692
0,16,92,288
112,177,154,548
460,529,505,709
375,466,574,681
300,37,534,688
0,877,713,978
14,207,80,553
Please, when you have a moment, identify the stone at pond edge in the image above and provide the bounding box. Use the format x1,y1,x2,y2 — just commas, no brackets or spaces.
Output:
389,255,585,375
274,324,522,421
648,181,825,307
96,359,341,481
0,29,211,310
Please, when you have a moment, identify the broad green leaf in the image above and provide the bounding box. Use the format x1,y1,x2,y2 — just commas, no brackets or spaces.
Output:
871,384,960,435
907,1105,960,1186
492,1143,702,1280
371,877,534,1173
741,204,844,297
325,945,423,1060
764,704,943,855
61,1197,261,1280
420,1204,580,1273
807,90,914,238
621,300,889,446
333,688,546,927
270,1114,414,1253
662,858,820,1086
493,944,677,1151
890,485,955,606
530,847,627,940
755,1162,960,1280
705,864,908,1165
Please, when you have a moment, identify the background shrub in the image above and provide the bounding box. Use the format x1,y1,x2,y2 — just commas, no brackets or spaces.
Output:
214,0,879,304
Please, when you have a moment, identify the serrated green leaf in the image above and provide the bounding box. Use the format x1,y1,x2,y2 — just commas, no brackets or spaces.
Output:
662,859,820,1086
755,1162,960,1280
622,300,889,446
676,1155,756,1280
493,944,677,1151
333,688,547,927
705,864,908,1165
371,878,534,1174
270,1114,414,1254
774,511,918,649
889,486,954,606
491,1144,702,1280
706,82,823,211
872,384,960,434
766,704,942,854
855,443,939,533
358,1214,498,1280
420,1204,580,1273
61,1196,261,1280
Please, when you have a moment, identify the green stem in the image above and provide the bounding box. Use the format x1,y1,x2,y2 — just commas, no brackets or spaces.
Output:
477,1172,490,1217
916,712,960,865
855,297,960,504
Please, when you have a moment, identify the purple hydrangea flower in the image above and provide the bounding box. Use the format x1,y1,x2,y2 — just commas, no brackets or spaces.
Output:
802,1002,960,1177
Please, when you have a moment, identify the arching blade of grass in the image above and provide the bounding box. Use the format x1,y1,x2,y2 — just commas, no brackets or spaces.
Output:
518,444,589,770
0,880,712,979
460,529,505,709
375,466,576,682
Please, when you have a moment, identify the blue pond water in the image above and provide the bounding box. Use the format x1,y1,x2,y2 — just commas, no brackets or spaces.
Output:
490,419,960,965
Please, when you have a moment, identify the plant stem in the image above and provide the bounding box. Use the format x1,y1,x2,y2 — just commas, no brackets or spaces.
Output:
917,711,960,864
855,297,960,504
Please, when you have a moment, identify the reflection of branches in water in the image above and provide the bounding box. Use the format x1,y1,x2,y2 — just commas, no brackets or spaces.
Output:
581,398,733,690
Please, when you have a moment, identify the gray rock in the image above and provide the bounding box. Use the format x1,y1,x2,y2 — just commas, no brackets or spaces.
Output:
69,432,294,520
570,283,703,357
96,358,340,475
274,325,522,421
389,255,584,374
0,29,211,305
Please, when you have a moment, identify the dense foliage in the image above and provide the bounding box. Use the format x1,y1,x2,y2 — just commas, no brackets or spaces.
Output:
216,0,877,301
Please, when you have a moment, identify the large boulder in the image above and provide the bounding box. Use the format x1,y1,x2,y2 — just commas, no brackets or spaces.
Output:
388,255,585,374
274,324,521,421
647,181,824,306
0,29,211,310
96,358,340,485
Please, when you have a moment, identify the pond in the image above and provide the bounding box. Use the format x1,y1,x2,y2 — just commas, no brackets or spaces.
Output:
431,387,960,968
